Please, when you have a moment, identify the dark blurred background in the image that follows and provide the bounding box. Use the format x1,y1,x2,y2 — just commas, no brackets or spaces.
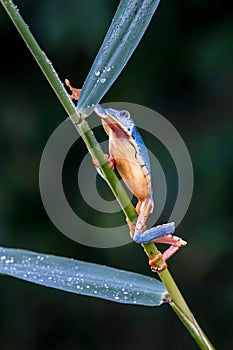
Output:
0,0,232,349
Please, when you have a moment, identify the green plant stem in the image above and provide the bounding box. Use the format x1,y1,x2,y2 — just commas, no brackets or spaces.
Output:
160,269,215,350
1,1,215,349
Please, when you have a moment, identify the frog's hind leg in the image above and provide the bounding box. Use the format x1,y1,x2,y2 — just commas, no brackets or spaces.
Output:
126,197,153,237
149,234,187,271
133,222,187,271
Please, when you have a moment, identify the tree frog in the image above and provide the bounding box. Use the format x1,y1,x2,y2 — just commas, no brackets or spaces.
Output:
65,80,187,270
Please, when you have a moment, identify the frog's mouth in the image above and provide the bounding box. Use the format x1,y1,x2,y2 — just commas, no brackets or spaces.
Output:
103,116,130,138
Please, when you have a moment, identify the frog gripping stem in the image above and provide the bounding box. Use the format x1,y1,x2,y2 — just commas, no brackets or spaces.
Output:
65,78,187,271
65,79,82,100
133,222,187,271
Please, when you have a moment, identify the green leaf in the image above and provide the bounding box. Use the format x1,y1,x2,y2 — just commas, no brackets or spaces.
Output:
77,0,160,115
0,247,167,306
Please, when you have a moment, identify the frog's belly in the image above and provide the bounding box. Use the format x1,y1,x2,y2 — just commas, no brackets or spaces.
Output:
110,138,151,201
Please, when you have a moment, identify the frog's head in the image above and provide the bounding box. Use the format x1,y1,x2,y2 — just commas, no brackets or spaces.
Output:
94,105,135,136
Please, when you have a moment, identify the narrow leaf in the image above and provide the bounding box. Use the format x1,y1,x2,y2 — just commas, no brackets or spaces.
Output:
77,0,160,115
0,247,167,306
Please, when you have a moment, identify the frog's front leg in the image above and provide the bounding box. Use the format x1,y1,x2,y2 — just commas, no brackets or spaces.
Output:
65,79,81,100
65,79,115,171
92,154,115,169
132,199,187,271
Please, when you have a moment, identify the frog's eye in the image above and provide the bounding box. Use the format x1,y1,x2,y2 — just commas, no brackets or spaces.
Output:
119,110,130,119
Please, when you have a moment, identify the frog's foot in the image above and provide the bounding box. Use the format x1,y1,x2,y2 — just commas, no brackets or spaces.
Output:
65,79,81,100
92,154,114,168
104,154,115,169
149,252,167,271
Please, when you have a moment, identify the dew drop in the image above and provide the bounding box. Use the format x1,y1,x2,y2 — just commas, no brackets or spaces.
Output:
37,256,44,261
